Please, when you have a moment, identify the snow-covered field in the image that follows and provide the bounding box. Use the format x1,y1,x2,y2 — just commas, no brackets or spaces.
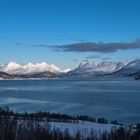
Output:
42,120,119,136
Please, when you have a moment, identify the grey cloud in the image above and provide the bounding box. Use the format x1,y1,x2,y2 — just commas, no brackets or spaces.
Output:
73,59,78,62
102,57,111,60
86,54,102,59
13,40,140,53
12,41,49,48
12,41,26,46
33,44,49,47
75,38,86,42
50,40,140,53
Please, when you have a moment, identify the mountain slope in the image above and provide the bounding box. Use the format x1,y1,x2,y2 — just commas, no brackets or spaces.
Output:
68,60,126,77
1,59,140,79
28,71,58,79
0,71,13,79
113,59,140,77
135,73,140,80
0,61,68,75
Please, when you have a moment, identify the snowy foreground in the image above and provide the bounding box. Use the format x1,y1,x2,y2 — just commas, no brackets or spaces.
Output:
42,120,119,136
0,107,139,140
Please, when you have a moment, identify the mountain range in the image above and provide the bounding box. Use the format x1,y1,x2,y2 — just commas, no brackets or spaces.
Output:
0,59,140,80
0,62,71,75
67,60,127,76
0,62,71,79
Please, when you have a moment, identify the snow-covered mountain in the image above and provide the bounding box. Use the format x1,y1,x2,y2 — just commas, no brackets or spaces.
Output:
113,59,140,77
68,60,127,76
0,71,12,79
1,59,140,79
0,61,70,75
62,68,71,73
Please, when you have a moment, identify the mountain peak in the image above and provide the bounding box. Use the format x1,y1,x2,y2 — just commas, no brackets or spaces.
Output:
97,61,116,67
26,62,34,67
122,59,140,70
78,60,96,69
5,62,21,68
69,60,128,76
62,68,71,73
40,62,48,65
0,61,70,75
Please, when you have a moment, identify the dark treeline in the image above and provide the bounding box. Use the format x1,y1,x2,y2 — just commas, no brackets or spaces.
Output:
0,107,140,140
0,107,108,124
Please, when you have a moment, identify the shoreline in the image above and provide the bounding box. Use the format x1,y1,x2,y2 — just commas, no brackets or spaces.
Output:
0,107,140,140
0,106,138,126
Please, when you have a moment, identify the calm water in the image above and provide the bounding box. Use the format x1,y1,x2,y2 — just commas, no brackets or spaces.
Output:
0,78,140,124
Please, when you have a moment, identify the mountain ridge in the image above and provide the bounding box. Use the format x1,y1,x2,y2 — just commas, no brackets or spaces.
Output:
0,59,140,79
0,61,71,75
67,60,127,77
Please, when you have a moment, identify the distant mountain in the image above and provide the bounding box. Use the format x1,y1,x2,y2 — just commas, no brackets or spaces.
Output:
0,61,71,79
0,61,70,75
113,59,140,77
135,73,140,80
1,59,140,79
0,71,12,79
27,71,58,79
0,71,58,80
67,60,126,77
62,68,71,73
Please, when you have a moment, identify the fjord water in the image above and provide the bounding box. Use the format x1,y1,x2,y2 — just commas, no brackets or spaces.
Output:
0,78,140,124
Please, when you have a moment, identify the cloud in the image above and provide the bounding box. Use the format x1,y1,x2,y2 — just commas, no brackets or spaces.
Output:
12,41,26,46
72,59,78,62
86,54,102,59
12,41,49,48
50,40,140,53
102,57,111,60
13,40,140,53
75,38,86,42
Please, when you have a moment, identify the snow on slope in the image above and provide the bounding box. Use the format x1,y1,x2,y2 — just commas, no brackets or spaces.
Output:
46,121,119,136
78,60,96,70
62,68,71,73
122,59,140,70
0,59,130,77
69,60,127,76
113,59,140,76
0,61,70,75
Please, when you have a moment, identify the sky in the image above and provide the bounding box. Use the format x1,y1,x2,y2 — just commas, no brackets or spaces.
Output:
0,0,140,69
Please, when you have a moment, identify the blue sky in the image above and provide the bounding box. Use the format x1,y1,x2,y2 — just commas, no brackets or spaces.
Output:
0,0,140,69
